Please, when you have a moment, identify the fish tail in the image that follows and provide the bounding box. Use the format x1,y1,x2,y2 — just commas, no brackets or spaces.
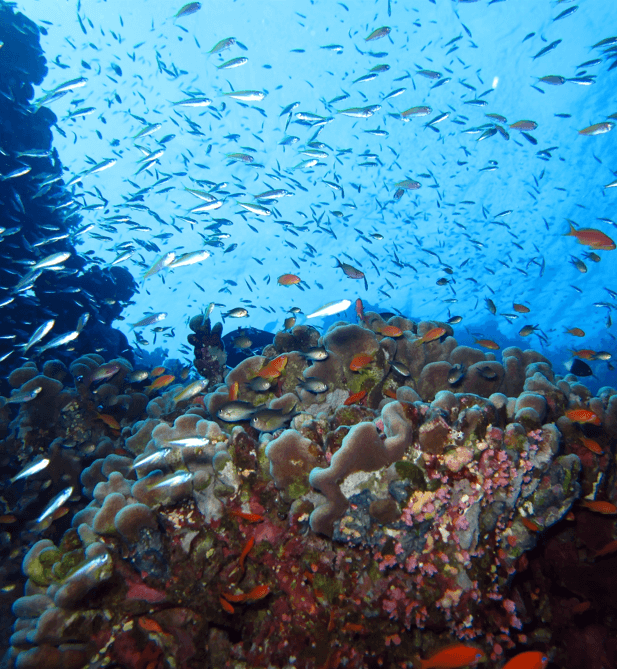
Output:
565,222,577,237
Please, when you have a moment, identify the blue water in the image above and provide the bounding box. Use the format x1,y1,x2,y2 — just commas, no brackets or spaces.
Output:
19,0,617,386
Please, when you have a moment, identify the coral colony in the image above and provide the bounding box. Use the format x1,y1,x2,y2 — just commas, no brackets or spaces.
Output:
6,307,616,668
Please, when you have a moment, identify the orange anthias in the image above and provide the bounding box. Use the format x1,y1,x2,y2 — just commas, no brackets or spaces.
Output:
565,222,616,251
565,327,585,337
570,349,596,360
415,643,484,669
228,381,239,401
582,500,617,515
579,436,603,454
277,273,301,286
349,353,373,371
565,409,601,425
355,298,365,323
502,650,548,669
256,355,288,379
378,324,403,338
150,366,166,377
344,390,367,406
146,374,175,391
474,338,499,350
230,509,264,523
416,327,446,344
97,413,121,430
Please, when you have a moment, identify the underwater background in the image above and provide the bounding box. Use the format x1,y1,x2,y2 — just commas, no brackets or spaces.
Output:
1,0,617,667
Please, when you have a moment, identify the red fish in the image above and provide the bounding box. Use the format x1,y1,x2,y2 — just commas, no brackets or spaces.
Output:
416,327,446,345
151,366,166,377
256,355,288,379
521,517,540,533
565,409,601,425
344,390,367,406
565,327,585,337
230,509,264,523
97,413,120,430
245,584,270,601
278,274,301,286
238,536,255,570
415,643,484,669
582,500,617,514
501,651,548,669
570,348,596,360
565,222,615,251
349,353,373,371
355,298,365,323
378,324,403,338
219,595,235,613
221,591,248,603
228,381,239,401
474,338,499,350
579,436,602,454
595,539,617,557
138,617,164,634
146,374,175,392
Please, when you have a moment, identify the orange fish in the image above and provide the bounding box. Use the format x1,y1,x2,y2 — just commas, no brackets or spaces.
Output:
565,327,585,337
378,324,403,338
416,327,446,345
474,338,499,350
565,409,601,425
229,381,239,401
582,500,617,514
349,353,373,371
238,536,255,570
0,514,17,524
571,601,591,614
221,590,248,603
565,222,616,251
344,390,367,406
415,643,484,669
150,366,166,377
384,389,397,399
355,298,365,323
220,595,235,613
146,374,175,391
521,517,540,533
513,303,530,313
595,539,617,557
138,617,164,634
256,355,288,379
579,436,603,454
230,509,264,523
570,349,596,360
97,413,121,430
245,584,270,601
501,651,548,669
278,274,301,286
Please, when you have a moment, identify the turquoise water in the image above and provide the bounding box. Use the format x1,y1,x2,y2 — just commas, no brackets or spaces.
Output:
19,0,617,382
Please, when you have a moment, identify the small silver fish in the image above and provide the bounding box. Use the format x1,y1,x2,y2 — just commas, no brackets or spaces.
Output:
21,319,54,353
151,471,193,489
10,457,50,484
132,448,173,470
36,486,74,524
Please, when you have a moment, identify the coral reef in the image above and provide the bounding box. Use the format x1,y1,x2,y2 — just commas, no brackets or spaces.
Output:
3,308,617,668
